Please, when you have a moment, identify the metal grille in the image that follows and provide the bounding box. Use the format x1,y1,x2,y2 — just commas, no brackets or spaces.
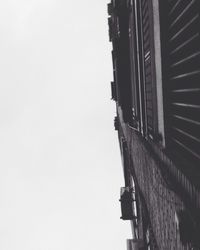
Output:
166,0,200,163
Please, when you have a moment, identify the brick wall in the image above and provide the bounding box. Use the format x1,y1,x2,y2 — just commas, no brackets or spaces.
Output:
118,107,200,250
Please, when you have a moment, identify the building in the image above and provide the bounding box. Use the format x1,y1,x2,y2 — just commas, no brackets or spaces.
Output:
108,0,200,249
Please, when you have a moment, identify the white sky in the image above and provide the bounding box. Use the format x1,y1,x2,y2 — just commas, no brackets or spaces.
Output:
0,1,131,249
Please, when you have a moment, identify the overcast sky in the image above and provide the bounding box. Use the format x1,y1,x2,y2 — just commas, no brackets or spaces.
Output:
0,0,131,249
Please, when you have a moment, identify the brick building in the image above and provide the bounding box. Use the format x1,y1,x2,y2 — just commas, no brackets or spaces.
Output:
108,0,200,249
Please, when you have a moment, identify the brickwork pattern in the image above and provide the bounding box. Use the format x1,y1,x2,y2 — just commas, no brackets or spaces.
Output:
118,108,200,250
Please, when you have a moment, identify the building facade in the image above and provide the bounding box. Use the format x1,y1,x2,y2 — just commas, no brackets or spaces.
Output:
108,0,200,249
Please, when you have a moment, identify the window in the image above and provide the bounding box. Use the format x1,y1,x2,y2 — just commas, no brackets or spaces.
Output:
128,0,142,131
159,0,200,166
140,0,158,139
128,0,164,142
108,0,165,143
108,0,133,123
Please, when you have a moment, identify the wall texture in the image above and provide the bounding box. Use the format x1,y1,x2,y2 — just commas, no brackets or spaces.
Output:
118,106,200,250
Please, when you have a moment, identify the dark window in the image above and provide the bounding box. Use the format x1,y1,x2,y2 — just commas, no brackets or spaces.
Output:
120,139,131,187
128,0,159,139
160,0,200,167
111,81,117,101
139,0,158,139
128,0,142,131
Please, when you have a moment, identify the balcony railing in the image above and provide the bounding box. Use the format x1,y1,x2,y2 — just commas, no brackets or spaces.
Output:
120,187,136,220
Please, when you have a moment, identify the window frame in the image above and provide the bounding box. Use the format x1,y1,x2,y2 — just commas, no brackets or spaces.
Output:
128,0,165,145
